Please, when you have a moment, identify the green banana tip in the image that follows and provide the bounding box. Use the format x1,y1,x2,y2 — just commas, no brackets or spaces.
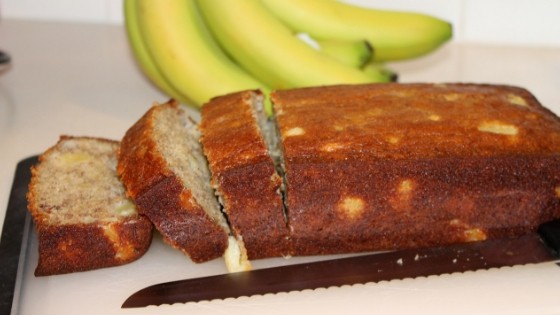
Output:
443,21,454,41
364,40,374,55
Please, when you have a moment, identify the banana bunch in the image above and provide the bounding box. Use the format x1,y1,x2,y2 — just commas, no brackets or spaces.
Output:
125,0,452,113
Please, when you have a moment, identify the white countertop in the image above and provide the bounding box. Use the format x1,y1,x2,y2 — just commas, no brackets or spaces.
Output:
1,19,559,315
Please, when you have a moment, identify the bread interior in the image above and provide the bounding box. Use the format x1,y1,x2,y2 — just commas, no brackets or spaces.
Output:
152,105,230,232
32,138,137,225
249,92,288,223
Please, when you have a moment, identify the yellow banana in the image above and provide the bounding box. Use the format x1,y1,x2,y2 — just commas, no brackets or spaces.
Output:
314,38,373,69
136,0,270,108
123,0,189,104
197,0,381,90
261,0,452,62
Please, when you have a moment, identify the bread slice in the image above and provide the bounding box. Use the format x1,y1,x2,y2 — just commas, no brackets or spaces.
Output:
117,100,250,270
200,90,289,260
27,136,153,276
271,83,560,256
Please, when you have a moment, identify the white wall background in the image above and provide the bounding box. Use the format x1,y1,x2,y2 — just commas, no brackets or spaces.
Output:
1,0,559,47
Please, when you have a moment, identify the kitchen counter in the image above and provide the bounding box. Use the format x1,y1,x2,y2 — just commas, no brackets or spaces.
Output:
1,19,559,315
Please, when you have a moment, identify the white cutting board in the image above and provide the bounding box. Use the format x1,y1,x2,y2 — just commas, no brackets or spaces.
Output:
15,225,560,315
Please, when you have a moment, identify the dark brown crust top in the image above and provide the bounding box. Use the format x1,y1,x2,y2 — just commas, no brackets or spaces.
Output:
272,83,560,256
200,91,289,259
272,83,560,161
27,136,153,276
200,91,271,170
117,101,228,263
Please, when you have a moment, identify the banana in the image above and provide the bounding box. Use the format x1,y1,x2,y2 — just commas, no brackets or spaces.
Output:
311,38,397,82
135,0,270,108
298,35,393,81
197,0,384,90
363,61,398,82
261,0,452,62
123,0,189,104
314,38,373,69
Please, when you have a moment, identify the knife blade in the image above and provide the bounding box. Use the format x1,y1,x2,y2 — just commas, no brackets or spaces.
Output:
122,219,560,308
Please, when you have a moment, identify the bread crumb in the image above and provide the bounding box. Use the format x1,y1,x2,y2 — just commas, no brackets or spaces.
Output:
443,93,460,101
398,179,414,194
386,135,400,144
464,228,487,241
449,219,462,226
338,196,365,220
428,114,441,121
555,186,560,198
507,94,528,107
396,258,403,266
321,142,344,152
478,121,518,136
284,127,305,137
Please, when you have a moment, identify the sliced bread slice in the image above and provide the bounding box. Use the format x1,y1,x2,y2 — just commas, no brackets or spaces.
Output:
200,90,289,260
27,136,153,276
117,100,250,270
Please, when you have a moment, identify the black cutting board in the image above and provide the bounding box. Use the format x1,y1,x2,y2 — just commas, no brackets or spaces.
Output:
0,156,38,315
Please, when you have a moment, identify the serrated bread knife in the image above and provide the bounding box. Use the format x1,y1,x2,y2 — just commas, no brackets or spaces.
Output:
122,220,560,308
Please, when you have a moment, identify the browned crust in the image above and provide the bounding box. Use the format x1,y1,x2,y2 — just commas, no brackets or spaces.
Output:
117,101,228,263
27,136,153,276
116,106,171,200
134,175,228,262
213,162,287,259
200,91,289,259
32,219,153,276
272,83,560,256
286,156,560,256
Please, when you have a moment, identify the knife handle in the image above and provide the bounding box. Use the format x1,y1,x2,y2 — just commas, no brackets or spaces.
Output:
538,219,560,258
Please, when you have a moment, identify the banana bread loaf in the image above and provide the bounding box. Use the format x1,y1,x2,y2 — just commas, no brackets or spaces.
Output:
200,90,289,259
117,100,250,270
27,136,153,276
271,83,560,256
